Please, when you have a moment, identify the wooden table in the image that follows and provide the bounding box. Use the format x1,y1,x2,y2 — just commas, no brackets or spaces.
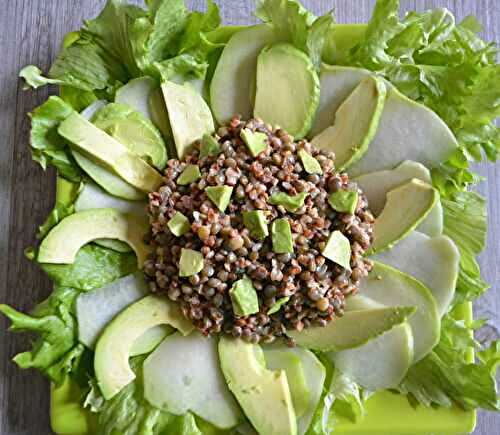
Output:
0,1,498,434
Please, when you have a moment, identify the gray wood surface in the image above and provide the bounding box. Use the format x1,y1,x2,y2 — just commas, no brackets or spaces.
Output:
0,1,498,434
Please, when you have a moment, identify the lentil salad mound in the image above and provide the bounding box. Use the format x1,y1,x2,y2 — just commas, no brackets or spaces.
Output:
144,116,375,344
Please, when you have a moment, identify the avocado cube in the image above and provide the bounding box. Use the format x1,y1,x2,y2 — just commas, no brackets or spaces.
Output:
167,212,191,237
205,186,233,212
229,277,259,316
200,134,221,158
240,128,268,157
179,248,204,277
322,230,351,270
328,190,359,214
298,149,323,174
268,191,308,213
243,210,269,240
177,164,201,185
267,296,290,315
271,218,293,254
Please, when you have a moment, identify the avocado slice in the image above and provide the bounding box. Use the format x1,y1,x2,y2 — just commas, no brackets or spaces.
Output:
329,323,414,391
311,76,386,170
243,210,269,240
263,348,310,418
230,277,260,316
347,86,458,177
95,295,194,399
161,81,215,160
115,76,156,120
354,160,443,236
58,113,163,193
322,230,351,270
38,208,150,267
210,25,276,124
144,333,242,429
149,87,174,141
309,65,371,137
287,306,414,352
205,186,233,212
358,261,440,362
271,218,293,254
130,325,172,357
91,103,167,170
254,43,320,139
372,232,460,316
219,337,297,435
369,179,438,254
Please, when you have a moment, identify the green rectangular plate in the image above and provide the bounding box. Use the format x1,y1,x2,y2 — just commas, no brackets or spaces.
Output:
50,22,476,435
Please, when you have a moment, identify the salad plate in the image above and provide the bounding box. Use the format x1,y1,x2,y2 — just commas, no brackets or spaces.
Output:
2,1,499,434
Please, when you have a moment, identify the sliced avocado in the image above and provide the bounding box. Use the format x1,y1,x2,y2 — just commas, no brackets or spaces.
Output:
241,129,268,157
370,179,438,253
344,294,385,311
271,218,293,254
322,231,351,270
309,65,371,137
200,134,221,158
359,261,440,362
167,211,191,237
268,192,308,213
95,295,194,399
243,210,269,240
205,186,233,212
297,149,322,174
329,323,414,390
130,325,172,357
348,86,458,177
230,277,260,316
373,232,460,316
58,113,163,193
354,160,443,236
287,306,415,351
179,248,204,277
91,103,167,170
218,337,297,435
177,164,201,185
254,43,320,139
38,208,150,267
144,333,242,429
328,190,358,215
115,76,156,120
263,348,310,418
72,151,146,201
149,87,174,141
268,296,290,315
161,81,214,160
311,76,386,170
92,238,132,253
210,25,276,124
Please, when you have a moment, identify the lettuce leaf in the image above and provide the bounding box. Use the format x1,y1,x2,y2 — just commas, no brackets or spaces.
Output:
40,244,138,291
37,201,74,239
0,286,83,385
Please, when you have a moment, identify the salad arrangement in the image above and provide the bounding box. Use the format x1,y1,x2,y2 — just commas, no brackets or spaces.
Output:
2,0,500,434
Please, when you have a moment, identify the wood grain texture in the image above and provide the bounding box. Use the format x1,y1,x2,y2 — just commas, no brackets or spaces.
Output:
0,1,498,434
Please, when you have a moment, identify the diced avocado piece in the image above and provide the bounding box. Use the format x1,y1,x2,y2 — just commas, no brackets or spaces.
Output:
200,134,221,158
241,129,268,157
177,164,201,185
268,296,290,315
205,186,233,212
369,179,438,254
328,190,358,214
254,43,320,139
210,25,277,124
58,113,163,193
219,337,297,435
179,248,204,277
230,277,259,316
91,103,167,170
263,348,310,418
115,76,156,120
298,149,322,174
72,150,146,201
38,209,150,267
287,306,415,352
243,210,269,240
348,86,458,177
372,232,460,316
354,160,443,236
311,76,386,170
309,65,371,137
130,325,172,357
322,231,351,270
167,212,191,237
144,333,243,429
269,192,308,213
95,295,194,399
329,323,414,391
271,218,293,254
359,261,440,362
161,81,215,160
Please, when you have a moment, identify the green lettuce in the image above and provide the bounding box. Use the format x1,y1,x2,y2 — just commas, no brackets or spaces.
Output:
40,244,138,291
37,201,75,239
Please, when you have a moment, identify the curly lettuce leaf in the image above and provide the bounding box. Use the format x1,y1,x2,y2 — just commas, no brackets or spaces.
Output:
19,65,63,89
40,244,138,291
0,286,83,385
37,201,75,239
